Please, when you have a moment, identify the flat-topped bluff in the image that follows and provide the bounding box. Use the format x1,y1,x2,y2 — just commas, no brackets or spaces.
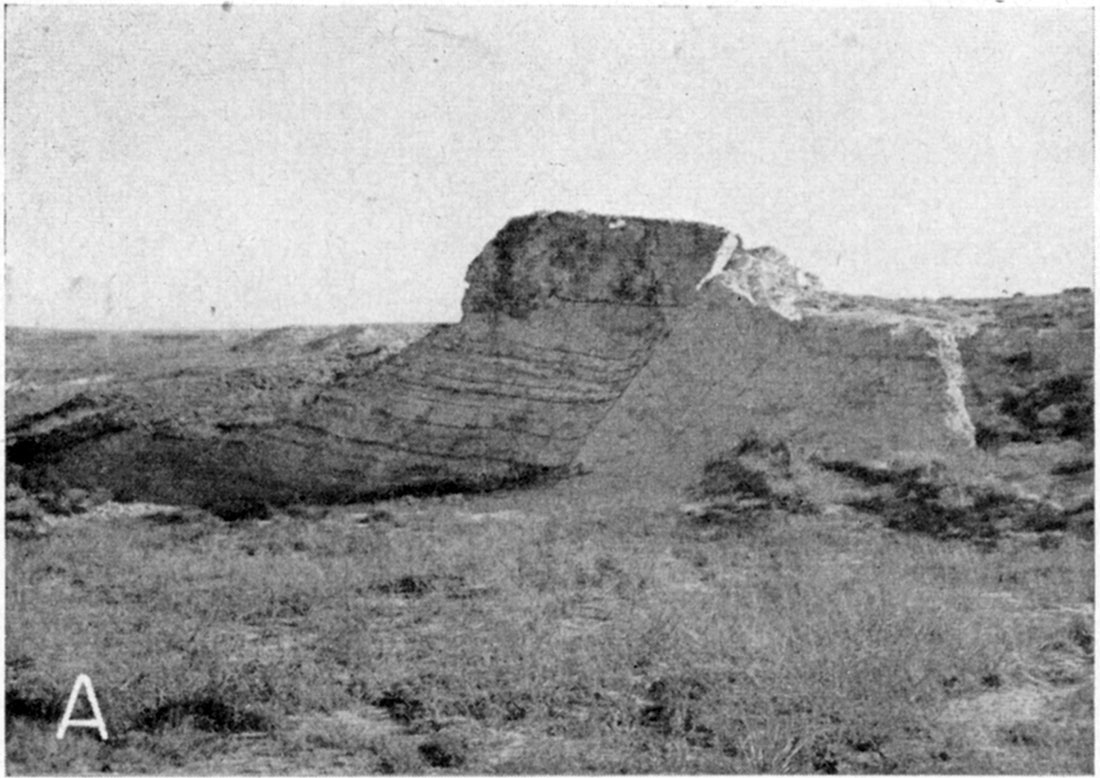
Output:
6,211,1015,511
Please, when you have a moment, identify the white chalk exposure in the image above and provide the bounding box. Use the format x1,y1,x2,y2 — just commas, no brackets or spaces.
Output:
694,233,976,445
696,232,822,321
926,328,978,446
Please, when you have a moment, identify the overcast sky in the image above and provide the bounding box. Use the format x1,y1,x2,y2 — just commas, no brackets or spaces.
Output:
5,5,1094,330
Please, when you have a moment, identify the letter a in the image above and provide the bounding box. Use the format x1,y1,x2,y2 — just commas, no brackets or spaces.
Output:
56,674,108,740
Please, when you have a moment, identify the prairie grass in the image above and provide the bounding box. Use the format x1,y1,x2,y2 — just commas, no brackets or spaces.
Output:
6,488,1093,773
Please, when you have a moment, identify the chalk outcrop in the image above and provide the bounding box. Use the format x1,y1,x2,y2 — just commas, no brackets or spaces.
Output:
696,234,823,320
7,211,981,511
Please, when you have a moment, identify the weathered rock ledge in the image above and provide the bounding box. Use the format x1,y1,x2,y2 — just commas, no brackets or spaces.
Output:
5,211,1090,514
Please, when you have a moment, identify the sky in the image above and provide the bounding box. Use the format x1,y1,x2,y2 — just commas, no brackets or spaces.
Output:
4,5,1095,330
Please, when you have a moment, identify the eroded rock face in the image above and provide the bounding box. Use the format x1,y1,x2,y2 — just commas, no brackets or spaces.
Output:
6,211,995,511
8,213,727,507
575,281,976,492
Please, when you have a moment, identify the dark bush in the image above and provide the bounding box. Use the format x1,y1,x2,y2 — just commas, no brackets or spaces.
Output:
1067,616,1093,654
202,497,272,522
997,373,1093,442
132,694,273,734
6,687,66,725
1051,458,1093,476
639,675,713,744
375,685,427,726
700,434,793,499
1016,509,1069,534
375,575,435,598
700,459,772,499
418,732,469,768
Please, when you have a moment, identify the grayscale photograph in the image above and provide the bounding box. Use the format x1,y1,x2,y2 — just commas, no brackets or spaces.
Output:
4,3,1094,773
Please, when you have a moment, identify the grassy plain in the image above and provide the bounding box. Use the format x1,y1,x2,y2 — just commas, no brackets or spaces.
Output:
6,481,1093,773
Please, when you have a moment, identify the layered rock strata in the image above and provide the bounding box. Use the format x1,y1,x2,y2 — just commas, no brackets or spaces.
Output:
7,211,979,510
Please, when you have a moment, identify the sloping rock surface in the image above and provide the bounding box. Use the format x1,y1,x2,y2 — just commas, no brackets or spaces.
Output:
576,285,974,492
8,213,726,507
5,211,1085,514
